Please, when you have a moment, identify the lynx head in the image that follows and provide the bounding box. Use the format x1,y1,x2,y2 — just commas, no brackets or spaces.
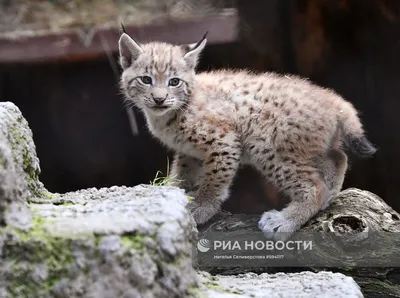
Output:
118,30,207,116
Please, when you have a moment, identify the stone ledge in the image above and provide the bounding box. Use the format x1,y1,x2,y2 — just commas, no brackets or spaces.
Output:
198,271,363,298
1,184,198,297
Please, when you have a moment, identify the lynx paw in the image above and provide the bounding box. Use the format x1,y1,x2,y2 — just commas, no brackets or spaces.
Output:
258,210,296,241
187,200,218,225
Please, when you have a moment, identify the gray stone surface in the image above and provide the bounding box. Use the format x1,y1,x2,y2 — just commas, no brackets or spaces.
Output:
2,185,199,298
0,102,43,229
198,271,364,298
0,102,45,199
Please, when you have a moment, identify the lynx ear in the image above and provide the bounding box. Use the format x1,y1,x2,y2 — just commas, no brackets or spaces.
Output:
182,31,208,68
118,27,144,70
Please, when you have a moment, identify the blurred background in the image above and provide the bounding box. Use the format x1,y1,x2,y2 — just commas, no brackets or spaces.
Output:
0,0,399,213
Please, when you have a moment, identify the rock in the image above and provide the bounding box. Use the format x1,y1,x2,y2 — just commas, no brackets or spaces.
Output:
0,102,46,198
0,102,199,297
197,189,400,297
198,270,363,298
1,185,199,298
0,185,197,298
0,102,47,229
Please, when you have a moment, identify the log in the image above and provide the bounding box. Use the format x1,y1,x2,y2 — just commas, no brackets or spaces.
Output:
196,188,400,298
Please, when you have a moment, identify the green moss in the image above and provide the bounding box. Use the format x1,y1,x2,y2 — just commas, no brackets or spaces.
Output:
10,277,37,298
94,235,102,246
188,285,208,298
204,281,219,288
4,215,75,297
0,155,7,168
7,121,43,197
95,233,154,256
61,202,74,206
40,190,58,200
201,280,243,295
121,234,147,251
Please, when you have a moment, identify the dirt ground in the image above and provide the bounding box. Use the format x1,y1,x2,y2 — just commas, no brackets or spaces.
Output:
0,0,231,37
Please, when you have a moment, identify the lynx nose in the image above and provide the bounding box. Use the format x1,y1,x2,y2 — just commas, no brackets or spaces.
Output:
151,94,166,105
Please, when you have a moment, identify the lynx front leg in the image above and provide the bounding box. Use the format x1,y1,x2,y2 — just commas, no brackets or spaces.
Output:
189,144,241,225
168,153,203,193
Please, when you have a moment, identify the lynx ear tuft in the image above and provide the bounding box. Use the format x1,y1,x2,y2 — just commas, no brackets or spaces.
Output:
120,23,127,34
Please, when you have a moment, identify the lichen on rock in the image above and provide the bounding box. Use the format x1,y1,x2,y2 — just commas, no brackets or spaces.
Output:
2,184,200,297
0,102,46,231
0,102,45,198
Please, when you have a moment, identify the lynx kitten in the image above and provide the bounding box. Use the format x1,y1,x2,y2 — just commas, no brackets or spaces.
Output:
118,30,376,240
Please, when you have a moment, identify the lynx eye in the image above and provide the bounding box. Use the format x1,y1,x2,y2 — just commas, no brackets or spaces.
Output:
140,76,152,85
168,78,181,87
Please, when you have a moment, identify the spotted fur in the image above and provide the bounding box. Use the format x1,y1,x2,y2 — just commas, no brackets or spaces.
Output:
118,32,376,240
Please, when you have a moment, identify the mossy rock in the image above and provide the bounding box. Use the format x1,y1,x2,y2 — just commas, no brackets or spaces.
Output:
1,185,199,297
0,102,200,297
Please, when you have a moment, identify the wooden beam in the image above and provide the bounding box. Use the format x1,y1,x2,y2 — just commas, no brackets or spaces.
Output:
0,13,238,64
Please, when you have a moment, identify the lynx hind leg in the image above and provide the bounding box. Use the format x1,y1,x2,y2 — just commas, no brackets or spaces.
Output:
319,149,348,210
258,165,329,241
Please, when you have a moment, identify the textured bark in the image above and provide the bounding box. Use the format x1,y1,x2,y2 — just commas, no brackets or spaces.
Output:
198,188,400,298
